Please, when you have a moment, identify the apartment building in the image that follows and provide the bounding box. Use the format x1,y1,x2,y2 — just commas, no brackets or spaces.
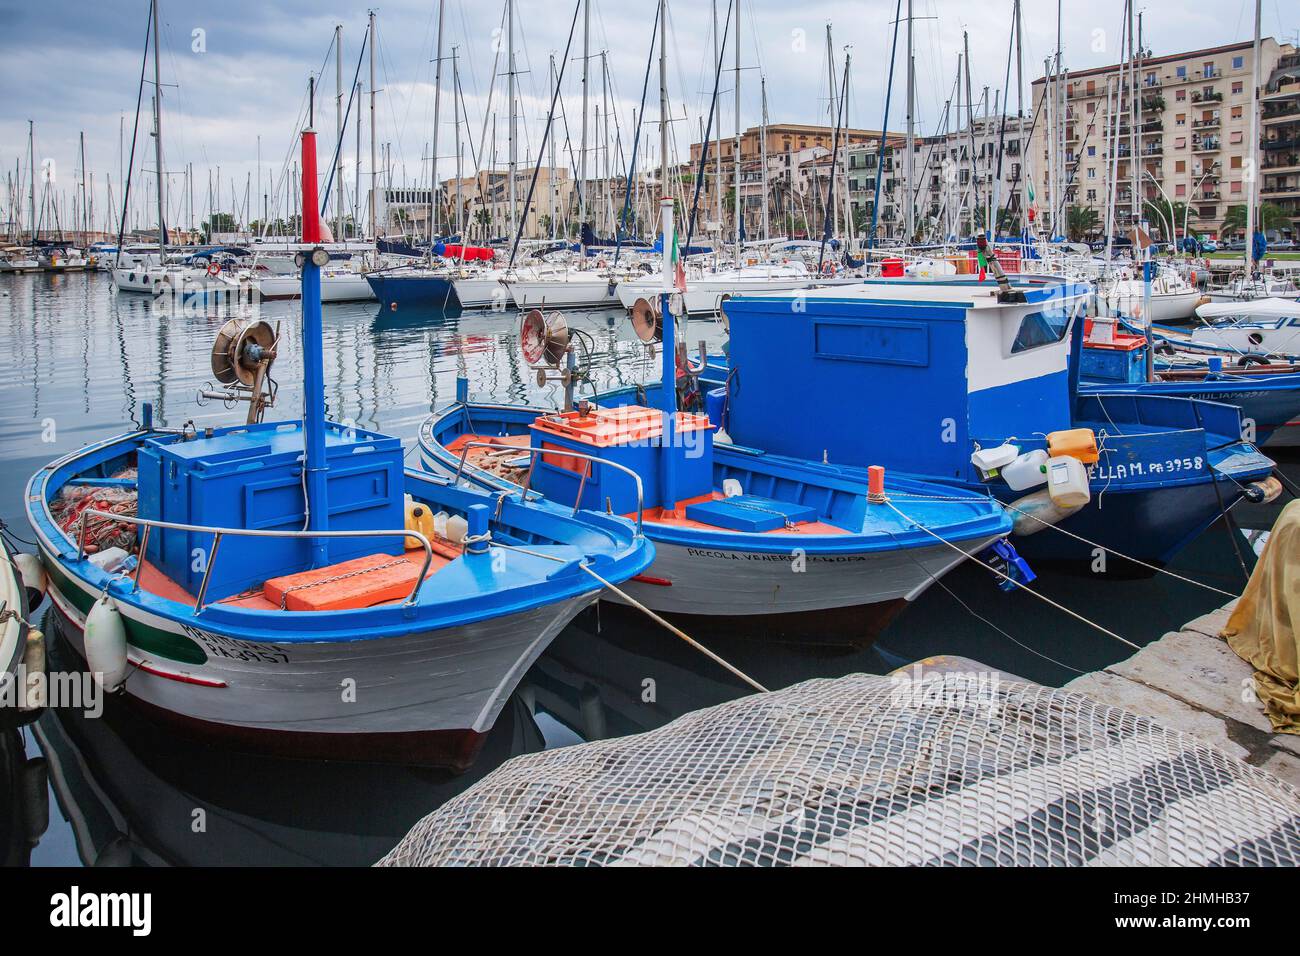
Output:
1262,50,1300,229
1030,38,1298,240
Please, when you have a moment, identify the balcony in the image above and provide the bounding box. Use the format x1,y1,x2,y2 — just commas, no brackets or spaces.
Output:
1263,104,1300,124
1193,138,1221,153
1192,114,1221,130
1142,95,1166,112
1191,90,1223,103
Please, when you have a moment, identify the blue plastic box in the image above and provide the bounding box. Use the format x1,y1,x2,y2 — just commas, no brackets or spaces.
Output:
137,420,405,602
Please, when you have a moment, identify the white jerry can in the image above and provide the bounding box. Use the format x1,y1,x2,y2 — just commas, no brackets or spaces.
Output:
1045,456,1091,508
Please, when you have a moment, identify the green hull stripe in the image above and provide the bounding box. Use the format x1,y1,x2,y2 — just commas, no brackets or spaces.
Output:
41,553,208,665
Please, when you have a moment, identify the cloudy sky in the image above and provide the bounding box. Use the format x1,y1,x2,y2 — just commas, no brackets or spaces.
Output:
0,0,1292,231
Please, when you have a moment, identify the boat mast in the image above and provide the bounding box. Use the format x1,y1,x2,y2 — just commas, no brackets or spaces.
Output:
1127,0,1138,241
453,48,463,240
507,0,517,243
904,0,914,243
579,0,590,228
369,9,377,241
28,121,35,248
713,0,722,242
152,0,166,257
549,54,558,239
431,0,445,243
826,25,836,240
300,78,330,569
760,75,769,240
1014,0,1024,239
733,0,741,266
335,23,344,241
1245,0,1261,275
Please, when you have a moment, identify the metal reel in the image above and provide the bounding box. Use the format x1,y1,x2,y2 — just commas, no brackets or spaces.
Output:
211,318,278,387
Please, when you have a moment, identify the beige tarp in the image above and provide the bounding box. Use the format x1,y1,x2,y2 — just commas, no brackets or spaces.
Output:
1223,499,1300,734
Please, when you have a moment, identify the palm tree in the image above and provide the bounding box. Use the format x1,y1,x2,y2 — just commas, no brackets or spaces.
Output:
1220,202,1289,237
1066,205,1100,242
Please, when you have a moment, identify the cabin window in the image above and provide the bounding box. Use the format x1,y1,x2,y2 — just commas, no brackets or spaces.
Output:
1011,299,1076,353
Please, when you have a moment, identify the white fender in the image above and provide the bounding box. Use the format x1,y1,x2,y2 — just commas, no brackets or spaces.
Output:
85,595,129,692
1008,489,1084,537
14,552,46,611
19,629,45,711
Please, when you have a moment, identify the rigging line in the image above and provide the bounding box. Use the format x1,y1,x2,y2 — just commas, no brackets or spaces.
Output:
114,0,154,264
579,565,768,693
884,499,1141,651
614,4,664,263
506,0,584,270
320,24,371,217
683,0,733,253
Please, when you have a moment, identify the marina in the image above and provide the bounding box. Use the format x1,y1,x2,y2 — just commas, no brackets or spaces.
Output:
2,0,1300,896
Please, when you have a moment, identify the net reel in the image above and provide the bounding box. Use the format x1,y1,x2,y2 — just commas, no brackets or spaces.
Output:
519,309,593,412
198,318,280,424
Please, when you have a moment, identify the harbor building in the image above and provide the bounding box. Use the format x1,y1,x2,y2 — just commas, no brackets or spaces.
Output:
1029,38,1299,241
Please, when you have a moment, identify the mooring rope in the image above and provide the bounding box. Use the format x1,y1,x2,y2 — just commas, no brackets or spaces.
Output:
883,499,1142,653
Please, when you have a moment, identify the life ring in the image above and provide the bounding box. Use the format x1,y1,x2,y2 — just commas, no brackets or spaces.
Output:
207,261,221,277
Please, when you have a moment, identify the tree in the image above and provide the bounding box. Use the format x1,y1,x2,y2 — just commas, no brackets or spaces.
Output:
202,212,238,240
1220,202,1289,237
1066,205,1100,242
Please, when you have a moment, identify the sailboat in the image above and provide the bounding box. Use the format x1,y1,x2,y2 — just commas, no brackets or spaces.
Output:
25,89,652,770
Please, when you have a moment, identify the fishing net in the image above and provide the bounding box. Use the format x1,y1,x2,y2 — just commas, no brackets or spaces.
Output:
50,468,139,553
379,671,1300,867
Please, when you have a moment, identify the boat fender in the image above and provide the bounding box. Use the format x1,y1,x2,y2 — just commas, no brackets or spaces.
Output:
13,552,46,611
85,594,129,693
1244,477,1282,505
19,753,49,846
20,629,45,711
1008,489,1084,537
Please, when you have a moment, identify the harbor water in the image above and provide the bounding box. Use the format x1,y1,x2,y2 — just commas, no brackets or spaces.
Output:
0,271,1284,866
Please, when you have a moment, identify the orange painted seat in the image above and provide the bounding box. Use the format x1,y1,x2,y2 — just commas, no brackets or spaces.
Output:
264,553,422,612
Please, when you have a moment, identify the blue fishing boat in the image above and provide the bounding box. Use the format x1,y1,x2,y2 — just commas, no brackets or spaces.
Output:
418,203,1014,644
1078,319,1300,446
22,117,652,770
711,276,1278,574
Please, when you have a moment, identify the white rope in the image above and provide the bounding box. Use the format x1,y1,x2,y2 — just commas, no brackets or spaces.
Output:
883,499,1142,652
579,565,769,693
998,499,1239,599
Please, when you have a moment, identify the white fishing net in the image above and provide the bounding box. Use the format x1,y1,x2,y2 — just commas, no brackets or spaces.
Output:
378,671,1300,867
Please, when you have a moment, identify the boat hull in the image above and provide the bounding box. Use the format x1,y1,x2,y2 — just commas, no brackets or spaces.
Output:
508,278,620,310
366,272,457,309
1100,289,1204,324
257,273,377,302
40,555,592,769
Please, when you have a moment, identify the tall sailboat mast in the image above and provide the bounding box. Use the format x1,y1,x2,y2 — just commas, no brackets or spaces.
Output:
335,23,344,240
579,0,590,227
904,0,915,242
733,0,741,266
431,0,445,242
1245,0,1261,274
369,9,377,240
507,0,517,241
152,0,165,256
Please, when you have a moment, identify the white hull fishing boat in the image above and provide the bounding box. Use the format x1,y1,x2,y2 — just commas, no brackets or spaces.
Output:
24,115,652,770
420,195,1014,644
1187,298,1300,358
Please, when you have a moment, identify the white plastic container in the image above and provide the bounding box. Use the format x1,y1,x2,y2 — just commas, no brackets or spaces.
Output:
722,478,743,498
446,514,469,546
1045,455,1091,507
1002,449,1050,491
971,443,1019,480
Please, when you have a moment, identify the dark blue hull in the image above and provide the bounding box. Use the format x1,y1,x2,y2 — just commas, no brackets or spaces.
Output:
366,273,457,309
1080,376,1300,446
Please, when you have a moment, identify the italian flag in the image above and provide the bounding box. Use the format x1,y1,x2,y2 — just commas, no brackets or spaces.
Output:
671,228,687,292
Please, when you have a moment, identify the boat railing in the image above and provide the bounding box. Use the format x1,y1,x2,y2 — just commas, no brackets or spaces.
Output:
451,441,645,535
74,509,434,614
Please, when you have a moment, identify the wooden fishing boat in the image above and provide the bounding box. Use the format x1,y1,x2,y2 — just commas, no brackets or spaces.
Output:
24,115,652,771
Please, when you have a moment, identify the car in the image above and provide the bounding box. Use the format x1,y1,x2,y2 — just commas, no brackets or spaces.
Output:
1225,238,1247,252
1200,238,1218,253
